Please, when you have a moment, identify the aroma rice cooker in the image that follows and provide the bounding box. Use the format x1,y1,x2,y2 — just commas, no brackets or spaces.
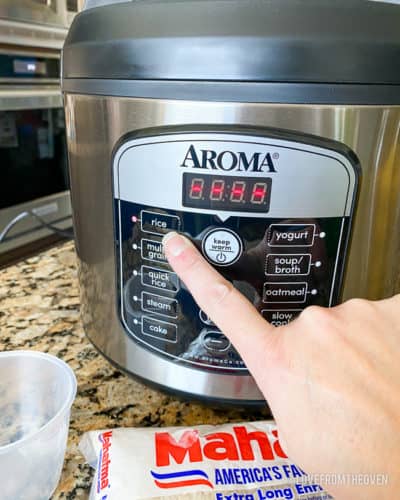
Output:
62,0,400,405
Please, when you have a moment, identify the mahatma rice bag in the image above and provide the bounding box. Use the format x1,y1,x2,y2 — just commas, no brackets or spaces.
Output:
80,421,333,500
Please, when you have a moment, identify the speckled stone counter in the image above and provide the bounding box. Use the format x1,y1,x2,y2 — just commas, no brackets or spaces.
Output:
0,240,270,499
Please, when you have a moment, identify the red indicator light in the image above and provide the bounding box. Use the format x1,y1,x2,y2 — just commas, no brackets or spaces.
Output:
131,215,138,223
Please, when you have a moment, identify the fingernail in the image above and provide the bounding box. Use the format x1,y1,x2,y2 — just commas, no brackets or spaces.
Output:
162,232,191,257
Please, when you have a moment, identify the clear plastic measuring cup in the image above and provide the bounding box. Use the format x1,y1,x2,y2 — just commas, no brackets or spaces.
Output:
0,350,77,500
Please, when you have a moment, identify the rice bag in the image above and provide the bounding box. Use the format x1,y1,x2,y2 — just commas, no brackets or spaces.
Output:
80,421,333,500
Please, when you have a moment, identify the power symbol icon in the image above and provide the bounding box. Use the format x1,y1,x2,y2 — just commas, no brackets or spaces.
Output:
216,252,227,263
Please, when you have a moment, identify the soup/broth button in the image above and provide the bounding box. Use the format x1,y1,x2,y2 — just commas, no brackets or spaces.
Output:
265,254,312,276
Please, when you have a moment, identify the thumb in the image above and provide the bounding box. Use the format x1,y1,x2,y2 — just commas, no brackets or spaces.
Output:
162,232,282,379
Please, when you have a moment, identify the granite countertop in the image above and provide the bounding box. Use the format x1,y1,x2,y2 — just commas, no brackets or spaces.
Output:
0,240,270,499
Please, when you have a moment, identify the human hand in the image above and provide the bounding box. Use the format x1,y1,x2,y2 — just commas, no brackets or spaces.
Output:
163,232,400,500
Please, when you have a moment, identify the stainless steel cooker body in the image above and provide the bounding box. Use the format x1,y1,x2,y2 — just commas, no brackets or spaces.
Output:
64,94,400,402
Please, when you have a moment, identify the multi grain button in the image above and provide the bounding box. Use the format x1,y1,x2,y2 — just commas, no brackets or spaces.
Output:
141,239,167,264
267,224,315,247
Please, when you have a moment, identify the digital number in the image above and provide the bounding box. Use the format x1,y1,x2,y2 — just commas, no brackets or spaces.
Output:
230,181,246,203
189,178,204,200
251,182,268,204
184,173,271,212
210,179,225,201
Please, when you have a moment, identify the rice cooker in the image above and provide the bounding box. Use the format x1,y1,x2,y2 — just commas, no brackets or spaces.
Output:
62,0,400,405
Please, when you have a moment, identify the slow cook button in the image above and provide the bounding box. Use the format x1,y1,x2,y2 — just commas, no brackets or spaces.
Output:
142,316,177,343
202,331,231,353
141,239,168,264
262,309,302,326
263,282,308,303
141,210,181,235
141,292,178,318
141,265,179,293
267,224,316,247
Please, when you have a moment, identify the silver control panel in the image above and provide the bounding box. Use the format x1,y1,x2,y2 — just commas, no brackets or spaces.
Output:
113,128,359,373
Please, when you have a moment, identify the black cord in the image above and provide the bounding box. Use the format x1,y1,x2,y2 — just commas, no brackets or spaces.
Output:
0,210,74,244
29,211,74,239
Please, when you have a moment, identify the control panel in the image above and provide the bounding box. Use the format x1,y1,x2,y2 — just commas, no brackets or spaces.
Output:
113,129,359,374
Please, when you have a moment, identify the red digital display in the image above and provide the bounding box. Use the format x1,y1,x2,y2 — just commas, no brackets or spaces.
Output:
183,174,272,213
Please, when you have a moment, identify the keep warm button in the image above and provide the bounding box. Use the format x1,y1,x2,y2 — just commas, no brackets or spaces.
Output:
202,228,243,266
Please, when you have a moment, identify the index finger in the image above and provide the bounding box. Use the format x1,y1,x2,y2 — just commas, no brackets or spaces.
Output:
162,232,281,374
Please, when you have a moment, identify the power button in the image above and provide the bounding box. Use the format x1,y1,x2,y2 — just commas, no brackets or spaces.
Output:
202,228,243,267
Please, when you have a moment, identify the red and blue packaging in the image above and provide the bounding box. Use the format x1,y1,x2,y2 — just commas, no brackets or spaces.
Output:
80,421,333,500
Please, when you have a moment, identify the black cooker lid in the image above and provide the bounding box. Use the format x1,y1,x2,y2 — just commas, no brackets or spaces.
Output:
63,0,400,85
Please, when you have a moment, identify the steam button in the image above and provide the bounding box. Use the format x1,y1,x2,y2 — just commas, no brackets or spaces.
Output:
202,228,243,266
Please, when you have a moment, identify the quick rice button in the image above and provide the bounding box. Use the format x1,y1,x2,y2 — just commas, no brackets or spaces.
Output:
202,228,243,266
141,265,179,293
